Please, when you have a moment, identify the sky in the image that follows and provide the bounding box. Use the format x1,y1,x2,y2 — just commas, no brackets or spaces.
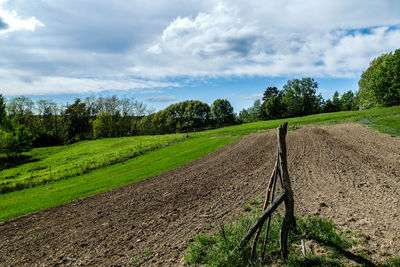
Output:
0,0,399,112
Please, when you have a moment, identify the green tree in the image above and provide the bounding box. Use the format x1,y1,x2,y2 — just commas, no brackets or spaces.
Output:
369,49,400,106
211,99,235,127
238,108,251,123
262,87,284,119
355,50,400,109
183,100,211,130
238,100,264,123
332,91,341,111
245,99,263,122
0,94,6,127
64,99,91,143
265,95,284,119
261,87,280,119
164,100,211,133
356,52,389,109
281,78,322,117
340,91,354,111
6,96,35,133
0,117,32,157
92,111,113,138
36,99,58,132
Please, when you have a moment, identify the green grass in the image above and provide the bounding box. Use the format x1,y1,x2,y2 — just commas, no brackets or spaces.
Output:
0,134,184,193
191,105,400,138
0,105,399,221
184,204,396,266
0,135,239,220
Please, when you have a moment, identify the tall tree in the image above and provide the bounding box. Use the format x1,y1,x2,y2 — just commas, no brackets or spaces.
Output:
64,99,91,143
356,52,390,109
6,96,34,128
369,49,400,106
281,78,322,117
263,86,284,119
0,94,6,127
92,111,113,138
340,91,355,111
0,117,33,157
211,99,235,127
246,99,263,121
238,108,251,123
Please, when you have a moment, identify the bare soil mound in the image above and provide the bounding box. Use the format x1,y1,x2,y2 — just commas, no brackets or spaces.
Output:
0,124,399,266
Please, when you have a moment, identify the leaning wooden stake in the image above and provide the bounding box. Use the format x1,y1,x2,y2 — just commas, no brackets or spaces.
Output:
277,122,296,258
250,161,276,259
238,192,286,250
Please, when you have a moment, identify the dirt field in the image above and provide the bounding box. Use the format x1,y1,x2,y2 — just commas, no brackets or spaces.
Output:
0,123,399,266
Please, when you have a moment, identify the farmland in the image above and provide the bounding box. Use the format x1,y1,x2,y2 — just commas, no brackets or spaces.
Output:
0,106,399,265
0,105,399,221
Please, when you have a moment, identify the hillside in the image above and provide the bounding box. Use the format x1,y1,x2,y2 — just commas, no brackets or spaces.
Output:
0,123,399,265
1,106,399,221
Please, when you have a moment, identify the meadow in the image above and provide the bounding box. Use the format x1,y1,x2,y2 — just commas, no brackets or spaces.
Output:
0,134,185,193
0,105,399,221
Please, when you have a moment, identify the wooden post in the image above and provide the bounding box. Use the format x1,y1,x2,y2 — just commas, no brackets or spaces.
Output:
277,122,296,258
237,122,295,260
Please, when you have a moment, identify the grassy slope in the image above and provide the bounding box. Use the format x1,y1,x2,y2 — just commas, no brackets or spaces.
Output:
0,105,399,221
0,134,184,193
0,136,239,220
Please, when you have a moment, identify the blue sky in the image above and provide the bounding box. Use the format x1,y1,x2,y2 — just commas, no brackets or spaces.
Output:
0,1,399,112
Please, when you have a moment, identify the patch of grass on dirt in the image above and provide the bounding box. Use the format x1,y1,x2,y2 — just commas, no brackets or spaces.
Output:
131,248,155,265
364,114,400,137
185,211,380,266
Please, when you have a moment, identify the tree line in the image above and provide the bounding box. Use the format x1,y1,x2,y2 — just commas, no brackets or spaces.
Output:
0,95,237,157
239,48,400,123
238,77,354,123
1,48,399,156
0,96,154,157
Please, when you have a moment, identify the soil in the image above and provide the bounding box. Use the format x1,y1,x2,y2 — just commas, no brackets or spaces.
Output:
0,123,399,266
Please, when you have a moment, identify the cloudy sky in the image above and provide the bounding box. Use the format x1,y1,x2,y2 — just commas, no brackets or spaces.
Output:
0,0,399,111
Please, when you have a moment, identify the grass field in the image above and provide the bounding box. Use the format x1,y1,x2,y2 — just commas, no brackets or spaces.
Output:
0,105,399,221
0,134,184,193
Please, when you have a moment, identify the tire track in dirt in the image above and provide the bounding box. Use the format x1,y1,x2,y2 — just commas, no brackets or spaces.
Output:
0,123,399,266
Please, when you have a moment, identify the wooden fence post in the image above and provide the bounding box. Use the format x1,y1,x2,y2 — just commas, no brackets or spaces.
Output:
237,122,295,260
277,122,296,258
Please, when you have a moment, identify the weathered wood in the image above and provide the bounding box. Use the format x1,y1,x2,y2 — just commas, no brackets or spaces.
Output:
238,192,286,250
301,239,306,257
277,122,296,259
250,159,277,259
261,159,280,261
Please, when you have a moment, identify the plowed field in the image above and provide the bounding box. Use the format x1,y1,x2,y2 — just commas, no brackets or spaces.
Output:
1,124,399,266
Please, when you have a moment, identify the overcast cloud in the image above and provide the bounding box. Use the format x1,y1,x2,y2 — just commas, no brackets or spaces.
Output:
0,0,399,97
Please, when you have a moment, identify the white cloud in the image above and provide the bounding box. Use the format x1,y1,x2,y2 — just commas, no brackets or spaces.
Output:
239,93,262,101
143,95,179,103
1,0,400,96
130,1,400,79
0,70,179,96
0,0,43,34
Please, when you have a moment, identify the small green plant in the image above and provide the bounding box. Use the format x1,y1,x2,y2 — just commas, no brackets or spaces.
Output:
131,248,155,265
243,204,252,212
